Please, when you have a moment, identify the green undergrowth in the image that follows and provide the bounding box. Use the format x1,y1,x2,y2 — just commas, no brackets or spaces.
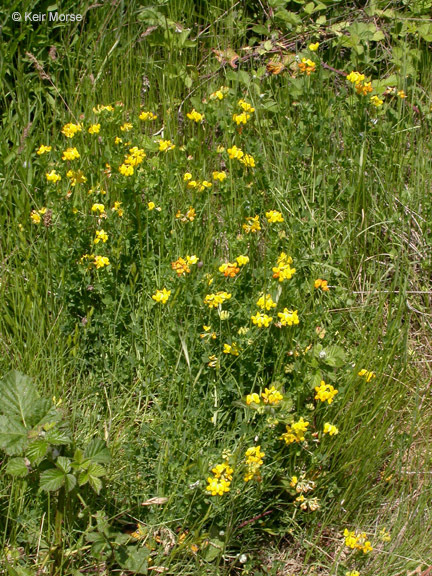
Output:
1,1,432,574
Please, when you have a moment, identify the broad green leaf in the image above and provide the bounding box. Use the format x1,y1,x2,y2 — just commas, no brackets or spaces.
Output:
45,429,71,446
0,416,28,456
0,371,51,429
56,456,71,474
115,545,150,573
6,457,29,477
65,473,77,492
26,439,49,464
40,468,65,492
84,438,110,464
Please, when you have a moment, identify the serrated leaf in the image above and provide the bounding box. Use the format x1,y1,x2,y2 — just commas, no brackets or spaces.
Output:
84,438,110,464
45,429,71,445
26,439,49,464
56,456,71,474
40,468,65,492
0,371,52,430
65,473,77,492
6,457,29,477
0,416,28,455
88,475,103,494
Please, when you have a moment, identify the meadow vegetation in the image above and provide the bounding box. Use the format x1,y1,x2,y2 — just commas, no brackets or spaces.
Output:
1,1,432,574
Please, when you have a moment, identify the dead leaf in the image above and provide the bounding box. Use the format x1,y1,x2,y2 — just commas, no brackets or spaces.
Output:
212,48,239,69
141,497,168,506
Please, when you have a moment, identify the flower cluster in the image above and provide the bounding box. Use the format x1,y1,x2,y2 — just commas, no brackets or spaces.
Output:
204,291,232,308
280,417,310,444
244,446,265,482
171,255,198,276
314,381,338,404
272,252,296,282
344,529,373,554
206,461,233,496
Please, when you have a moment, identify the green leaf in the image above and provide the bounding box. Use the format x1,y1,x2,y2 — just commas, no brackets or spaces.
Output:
65,473,77,492
84,438,110,464
115,546,150,573
26,439,49,464
88,475,103,494
6,457,29,477
56,456,71,474
0,371,51,429
40,468,65,492
44,429,71,446
0,416,28,455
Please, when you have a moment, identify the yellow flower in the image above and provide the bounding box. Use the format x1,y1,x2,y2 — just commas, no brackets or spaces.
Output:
148,201,156,211
124,147,146,167
187,109,204,123
397,90,407,99
120,122,133,131
346,71,365,84
46,170,61,183
323,422,339,436
251,313,273,328
355,81,372,96
208,355,218,368
112,201,123,217
62,147,80,161
152,288,171,304
94,255,110,269
187,255,198,265
204,292,232,308
183,172,192,181
213,171,227,182
119,163,134,176
210,86,229,100
114,136,123,145
206,476,231,496
238,99,255,113
272,253,296,282
236,255,249,266
37,145,52,155
261,386,283,404
309,42,319,51
67,169,87,186
88,123,101,134
93,105,114,113
219,262,240,278
227,145,244,160
314,381,338,404
244,446,264,482
298,58,316,75
280,417,309,444
233,112,251,125
30,211,41,224
314,278,330,291
171,257,190,276
266,210,284,223
242,215,261,234
223,342,239,356
277,309,299,326
94,229,108,244
256,294,276,311
139,111,157,121
240,154,255,168
346,572,360,576
246,393,260,405
61,122,82,138
159,139,175,152
370,95,384,107
91,203,105,214
358,369,376,382
290,476,298,488
212,461,233,480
